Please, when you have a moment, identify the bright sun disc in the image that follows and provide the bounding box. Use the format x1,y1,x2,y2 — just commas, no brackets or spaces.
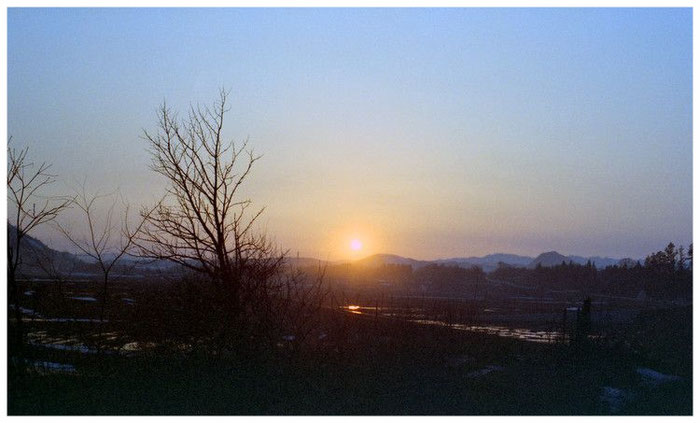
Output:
350,239,362,251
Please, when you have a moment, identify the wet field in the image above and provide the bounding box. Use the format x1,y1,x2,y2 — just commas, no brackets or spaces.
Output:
9,277,692,415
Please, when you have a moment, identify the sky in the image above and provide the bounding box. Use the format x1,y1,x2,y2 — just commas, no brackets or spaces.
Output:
7,8,693,261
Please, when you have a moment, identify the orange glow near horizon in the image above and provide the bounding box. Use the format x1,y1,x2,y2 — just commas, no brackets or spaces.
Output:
319,223,385,261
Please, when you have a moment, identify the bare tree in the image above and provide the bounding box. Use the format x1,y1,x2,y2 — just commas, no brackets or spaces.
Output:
56,187,149,324
135,90,284,346
7,140,71,351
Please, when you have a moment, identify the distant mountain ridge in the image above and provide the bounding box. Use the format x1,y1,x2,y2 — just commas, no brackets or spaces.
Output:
8,223,177,275
435,254,534,272
7,224,639,274
354,254,429,268
7,223,84,274
352,251,634,272
527,251,625,269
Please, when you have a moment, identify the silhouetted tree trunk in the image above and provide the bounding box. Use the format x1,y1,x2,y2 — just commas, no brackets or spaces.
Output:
575,297,591,346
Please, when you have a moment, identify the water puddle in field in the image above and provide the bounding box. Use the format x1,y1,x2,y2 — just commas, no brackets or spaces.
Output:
27,331,99,354
27,330,172,358
69,296,98,302
28,318,108,323
342,305,563,343
410,319,561,343
27,360,77,374
9,304,41,317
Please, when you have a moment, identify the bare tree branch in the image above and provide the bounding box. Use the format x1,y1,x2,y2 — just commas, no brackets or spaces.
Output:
56,186,149,323
133,90,291,350
7,138,71,352
135,90,282,286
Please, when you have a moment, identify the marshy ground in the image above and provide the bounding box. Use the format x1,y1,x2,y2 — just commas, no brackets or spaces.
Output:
8,279,692,415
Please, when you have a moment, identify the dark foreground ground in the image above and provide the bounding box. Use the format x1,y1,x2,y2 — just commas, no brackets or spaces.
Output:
9,304,692,415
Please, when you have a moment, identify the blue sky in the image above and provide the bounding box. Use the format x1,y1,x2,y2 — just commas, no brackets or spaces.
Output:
7,8,693,259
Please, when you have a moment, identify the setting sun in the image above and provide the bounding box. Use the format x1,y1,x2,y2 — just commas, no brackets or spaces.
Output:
350,239,363,251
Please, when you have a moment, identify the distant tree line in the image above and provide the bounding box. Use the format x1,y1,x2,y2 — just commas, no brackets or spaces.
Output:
487,242,691,300
312,242,692,301
312,262,486,296
412,264,486,296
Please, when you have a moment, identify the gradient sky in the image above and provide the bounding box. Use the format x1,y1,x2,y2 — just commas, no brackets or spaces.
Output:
7,8,693,260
